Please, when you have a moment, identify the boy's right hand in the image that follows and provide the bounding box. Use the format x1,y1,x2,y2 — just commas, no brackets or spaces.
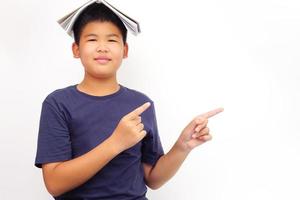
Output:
109,102,151,153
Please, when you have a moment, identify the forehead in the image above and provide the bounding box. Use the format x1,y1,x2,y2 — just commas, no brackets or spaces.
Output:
81,21,122,37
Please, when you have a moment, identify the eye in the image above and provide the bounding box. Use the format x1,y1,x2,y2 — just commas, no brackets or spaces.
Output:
87,39,97,42
108,39,117,42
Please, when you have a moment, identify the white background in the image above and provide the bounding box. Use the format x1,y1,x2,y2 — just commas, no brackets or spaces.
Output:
1,0,299,199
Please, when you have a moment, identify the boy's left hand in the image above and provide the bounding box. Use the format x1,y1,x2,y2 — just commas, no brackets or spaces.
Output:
176,108,224,152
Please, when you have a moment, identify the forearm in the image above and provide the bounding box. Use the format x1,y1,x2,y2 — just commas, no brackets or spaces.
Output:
44,136,121,197
145,108,222,189
146,141,191,189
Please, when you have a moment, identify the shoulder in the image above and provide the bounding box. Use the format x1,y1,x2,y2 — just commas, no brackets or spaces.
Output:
123,85,154,104
43,85,75,106
122,85,158,120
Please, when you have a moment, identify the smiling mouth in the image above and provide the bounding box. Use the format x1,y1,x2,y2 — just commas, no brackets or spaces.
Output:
94,57,111,64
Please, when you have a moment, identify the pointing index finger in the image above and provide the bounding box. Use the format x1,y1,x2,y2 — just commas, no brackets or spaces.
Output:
129,102,151,118
201,107,224,119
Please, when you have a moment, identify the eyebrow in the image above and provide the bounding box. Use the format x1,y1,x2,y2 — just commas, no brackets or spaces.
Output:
107,34,120,38
84,33,120,38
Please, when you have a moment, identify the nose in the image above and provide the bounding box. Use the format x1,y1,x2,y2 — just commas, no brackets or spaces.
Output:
96,43,109,53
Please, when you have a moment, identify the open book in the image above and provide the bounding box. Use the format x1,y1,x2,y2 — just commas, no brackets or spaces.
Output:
57,0,141,37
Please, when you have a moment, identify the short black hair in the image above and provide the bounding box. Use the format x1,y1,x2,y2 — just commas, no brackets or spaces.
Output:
73,3,127,45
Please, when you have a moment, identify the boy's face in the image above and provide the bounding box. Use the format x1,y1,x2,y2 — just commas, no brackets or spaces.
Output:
72,21,128,79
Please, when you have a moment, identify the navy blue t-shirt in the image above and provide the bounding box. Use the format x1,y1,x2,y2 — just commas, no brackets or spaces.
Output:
35,84,164,200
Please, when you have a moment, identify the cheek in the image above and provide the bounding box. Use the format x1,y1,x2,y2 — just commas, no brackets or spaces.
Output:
83,46,96,55
109,44,125,55
110,50,124,60
80,43,96,53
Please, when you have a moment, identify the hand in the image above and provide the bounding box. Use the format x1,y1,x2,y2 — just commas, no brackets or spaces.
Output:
176,107,224,152
110,102,151,152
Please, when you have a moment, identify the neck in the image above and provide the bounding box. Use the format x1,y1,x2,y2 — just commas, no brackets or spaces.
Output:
77,73,120,96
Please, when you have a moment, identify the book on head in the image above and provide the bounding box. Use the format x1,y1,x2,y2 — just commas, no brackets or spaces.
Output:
57,0,141,38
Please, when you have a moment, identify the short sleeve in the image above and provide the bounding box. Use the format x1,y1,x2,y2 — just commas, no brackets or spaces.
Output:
34,98,72,168
141,102,164,166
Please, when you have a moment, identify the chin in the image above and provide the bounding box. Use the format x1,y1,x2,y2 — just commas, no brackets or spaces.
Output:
87,71,116,79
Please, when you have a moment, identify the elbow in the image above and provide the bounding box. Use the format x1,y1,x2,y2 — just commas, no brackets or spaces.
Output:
144,173,165,190
45,181,64,197
145,180,164,190
42,162,66,197
147,185,161,190
47,189,60,198
43,174,66,197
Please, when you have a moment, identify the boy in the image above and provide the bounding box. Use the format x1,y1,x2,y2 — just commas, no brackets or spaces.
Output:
35,2,223,200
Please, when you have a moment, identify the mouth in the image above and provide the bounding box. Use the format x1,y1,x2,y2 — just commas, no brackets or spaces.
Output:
94,56,112,64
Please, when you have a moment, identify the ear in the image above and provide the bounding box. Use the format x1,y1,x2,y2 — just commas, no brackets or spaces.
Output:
123,43,129,59
72,42,80,58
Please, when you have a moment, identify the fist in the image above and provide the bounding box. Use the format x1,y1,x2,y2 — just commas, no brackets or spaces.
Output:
110,102,151,152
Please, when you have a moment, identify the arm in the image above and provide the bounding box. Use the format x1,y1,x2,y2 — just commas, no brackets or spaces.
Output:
43,137,120,197
43,102,151,197
143,108,224,189
143,141,190,190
